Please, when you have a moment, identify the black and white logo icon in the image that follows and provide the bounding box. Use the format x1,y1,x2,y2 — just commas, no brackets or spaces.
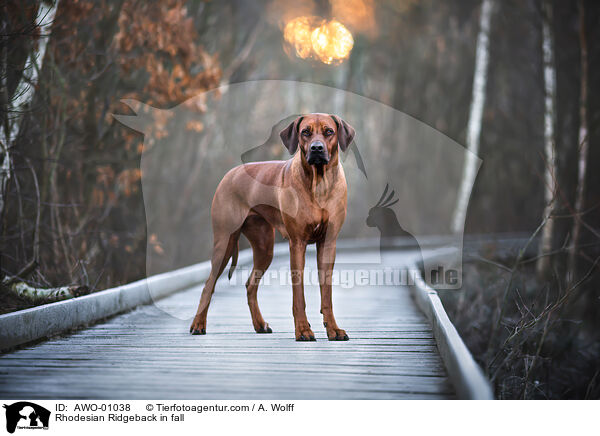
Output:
3,402,50,434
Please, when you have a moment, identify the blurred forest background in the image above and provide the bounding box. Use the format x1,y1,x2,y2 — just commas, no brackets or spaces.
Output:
1,0,599,398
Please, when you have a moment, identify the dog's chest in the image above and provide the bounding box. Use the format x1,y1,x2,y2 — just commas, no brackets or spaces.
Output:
304,208,329,242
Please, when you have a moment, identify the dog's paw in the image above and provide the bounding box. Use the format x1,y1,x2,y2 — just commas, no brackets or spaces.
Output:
256,323,273,334
327,328,349,341
295,327,316,341
189,317,206,335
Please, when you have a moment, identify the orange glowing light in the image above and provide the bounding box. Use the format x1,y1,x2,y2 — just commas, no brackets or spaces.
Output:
311,20,354,65
283,16,354,65
283,16,323,59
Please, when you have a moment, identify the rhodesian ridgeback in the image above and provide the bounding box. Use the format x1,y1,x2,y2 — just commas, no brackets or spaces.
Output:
190,113,355,341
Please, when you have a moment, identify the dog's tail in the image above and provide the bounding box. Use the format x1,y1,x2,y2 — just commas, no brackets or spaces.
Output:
228,242,239,280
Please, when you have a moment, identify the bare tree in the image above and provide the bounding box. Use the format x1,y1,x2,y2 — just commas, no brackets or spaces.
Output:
536,0,557,278
0,1,59,219
566,0,589,282
451,0,493,234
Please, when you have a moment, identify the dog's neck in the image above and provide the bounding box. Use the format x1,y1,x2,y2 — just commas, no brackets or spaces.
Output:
292,151,341,203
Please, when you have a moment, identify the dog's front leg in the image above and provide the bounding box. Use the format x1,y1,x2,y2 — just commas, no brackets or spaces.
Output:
317,240,349,341
290,240,315,341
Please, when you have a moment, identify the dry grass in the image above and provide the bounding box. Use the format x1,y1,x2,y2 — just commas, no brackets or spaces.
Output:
439,251,600,399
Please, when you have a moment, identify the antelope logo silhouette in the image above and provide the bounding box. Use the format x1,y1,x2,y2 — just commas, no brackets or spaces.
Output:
366,184,423,270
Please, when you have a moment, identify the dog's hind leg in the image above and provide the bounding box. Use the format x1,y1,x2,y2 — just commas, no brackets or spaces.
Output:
242,215,275,333
190,229,240,335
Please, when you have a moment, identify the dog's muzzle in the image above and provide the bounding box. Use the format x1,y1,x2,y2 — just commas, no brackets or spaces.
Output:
307,141,329,165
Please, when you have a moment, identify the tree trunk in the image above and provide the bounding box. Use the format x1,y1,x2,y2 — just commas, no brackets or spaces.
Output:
2,277,88,303
451,0,493,234
0,1,59,219
536,0,557,278
566,0,589,283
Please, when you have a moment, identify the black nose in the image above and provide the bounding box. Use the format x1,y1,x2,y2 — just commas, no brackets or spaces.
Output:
310,142,324,152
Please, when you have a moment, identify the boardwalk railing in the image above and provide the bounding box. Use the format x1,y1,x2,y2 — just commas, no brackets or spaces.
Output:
408,247,494,399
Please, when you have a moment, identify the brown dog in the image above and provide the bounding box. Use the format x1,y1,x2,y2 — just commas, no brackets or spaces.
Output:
189,114,355,341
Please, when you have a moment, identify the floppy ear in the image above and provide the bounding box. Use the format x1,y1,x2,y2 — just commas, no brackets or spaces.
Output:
279,116,304,154
331,115,355,152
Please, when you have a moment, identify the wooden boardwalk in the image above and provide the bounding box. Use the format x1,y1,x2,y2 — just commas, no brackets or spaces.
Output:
0,250,455,399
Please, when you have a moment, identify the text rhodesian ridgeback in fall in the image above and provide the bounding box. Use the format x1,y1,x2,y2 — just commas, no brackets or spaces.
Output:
190,113,355,341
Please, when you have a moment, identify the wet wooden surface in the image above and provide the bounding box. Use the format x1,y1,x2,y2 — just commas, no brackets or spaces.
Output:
0,251,455,399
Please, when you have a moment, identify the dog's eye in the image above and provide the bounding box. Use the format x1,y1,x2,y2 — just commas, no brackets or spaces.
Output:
301,129,311,136
324,129,334,136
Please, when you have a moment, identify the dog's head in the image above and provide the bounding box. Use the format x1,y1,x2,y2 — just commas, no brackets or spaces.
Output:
279,114,355,166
